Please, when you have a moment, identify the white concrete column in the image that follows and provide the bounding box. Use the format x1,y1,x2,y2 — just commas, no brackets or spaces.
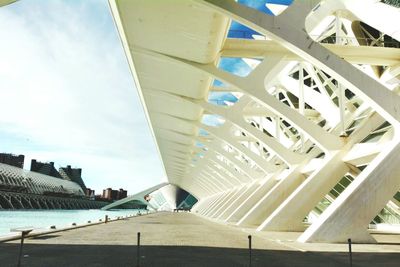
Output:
199,122,276,173
203,190,234,216
217,181,258,220
258,113,385,231
197,98,304,166
299,140,400,243
210,187,245,218
200,193,225,215
237,168,304,227
258,153,348,231
192,198,210,213
225,176,278,223
197,198,215,214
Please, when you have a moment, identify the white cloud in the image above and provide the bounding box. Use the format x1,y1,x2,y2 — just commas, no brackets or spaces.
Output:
0,0,166,194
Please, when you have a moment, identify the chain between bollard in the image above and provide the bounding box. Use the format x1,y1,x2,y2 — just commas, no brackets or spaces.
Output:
137,232,141,267
348,238,353,267
248,235,252,267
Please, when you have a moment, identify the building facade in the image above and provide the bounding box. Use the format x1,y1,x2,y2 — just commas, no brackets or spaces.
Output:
30,159,62,178
0,154,106,209
0,153,24,168
102,188,128,201
59,165,87,191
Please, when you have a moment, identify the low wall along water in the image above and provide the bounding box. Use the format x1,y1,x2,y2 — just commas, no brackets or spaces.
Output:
0,209,142,237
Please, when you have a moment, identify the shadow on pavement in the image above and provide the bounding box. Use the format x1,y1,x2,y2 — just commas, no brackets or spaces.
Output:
1,243,400,267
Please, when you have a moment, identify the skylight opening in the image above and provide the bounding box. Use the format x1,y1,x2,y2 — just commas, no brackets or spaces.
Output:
212,79,229,87
208,91,240,106
201,114,226,127
228,21,265,40
198,129,209,137
218,57,261,77
236,0,293,17
197,153,204,159
195,142,205,148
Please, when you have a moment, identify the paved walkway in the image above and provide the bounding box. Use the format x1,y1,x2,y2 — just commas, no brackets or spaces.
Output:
0,212,399,266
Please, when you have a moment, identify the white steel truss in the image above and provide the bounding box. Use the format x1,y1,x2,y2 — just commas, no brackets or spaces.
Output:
109,0,400,243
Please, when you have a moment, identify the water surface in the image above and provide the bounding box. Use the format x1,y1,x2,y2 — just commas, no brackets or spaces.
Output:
0,209,141,237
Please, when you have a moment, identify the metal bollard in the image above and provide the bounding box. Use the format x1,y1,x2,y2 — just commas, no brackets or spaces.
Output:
12,228,33,267
348,238,353,267
137,232,141,267
105,215,108,223
17,231,30,267
17,233,25,267
248,235,252,267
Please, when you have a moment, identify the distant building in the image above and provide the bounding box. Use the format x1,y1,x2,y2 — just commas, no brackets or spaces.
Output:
85,188,94,196
30,159,61,178
118,188,127,199
59,165,87,191
102,188,128,201
103,188,118,200
0,153,24,168
0,153,106,210
85,188,95,197
0,162,107,210
102,188,109,199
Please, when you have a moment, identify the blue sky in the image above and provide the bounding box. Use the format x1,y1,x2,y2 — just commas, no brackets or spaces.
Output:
0,0,293,195
0,0,165,194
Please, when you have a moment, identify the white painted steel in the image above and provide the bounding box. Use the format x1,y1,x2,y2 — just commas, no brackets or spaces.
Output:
109,0,400,243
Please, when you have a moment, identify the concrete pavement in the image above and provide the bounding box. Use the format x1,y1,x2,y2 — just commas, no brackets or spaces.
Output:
0,212,399,266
